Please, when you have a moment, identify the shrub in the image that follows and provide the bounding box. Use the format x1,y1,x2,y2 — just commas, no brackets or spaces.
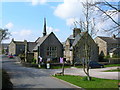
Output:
104,55,110,59
19,53,25,60
112,55,120,58
32,58,36,64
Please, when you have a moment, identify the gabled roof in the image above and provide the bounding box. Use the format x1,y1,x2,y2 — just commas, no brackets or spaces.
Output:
9,40,25,45
98,36,120,44
65,35,75,47
27,42,36,52
72,32,86,46
68,35,74,39
33,34,49,51
109,48,120,53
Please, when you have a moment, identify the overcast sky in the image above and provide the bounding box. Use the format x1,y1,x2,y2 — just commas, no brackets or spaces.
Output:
1,0,119,43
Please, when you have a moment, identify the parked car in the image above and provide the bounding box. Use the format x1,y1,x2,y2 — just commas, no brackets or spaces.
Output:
89,61,104,68
8,55,13,59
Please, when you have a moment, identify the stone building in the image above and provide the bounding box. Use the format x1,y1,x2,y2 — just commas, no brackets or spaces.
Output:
64,28,81,64
73,31,98,64
9,39,25,55
94,35,120,56
24,40,36,62
33,18,63,63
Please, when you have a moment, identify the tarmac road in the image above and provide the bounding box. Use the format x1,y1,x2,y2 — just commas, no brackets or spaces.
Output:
1,55,119,89
2,55,79,88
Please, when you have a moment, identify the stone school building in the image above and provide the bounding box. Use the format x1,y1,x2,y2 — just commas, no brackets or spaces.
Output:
33,18,63,63
8,18,63,63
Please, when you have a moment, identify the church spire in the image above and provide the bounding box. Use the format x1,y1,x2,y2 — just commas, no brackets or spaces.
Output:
43,18,47,37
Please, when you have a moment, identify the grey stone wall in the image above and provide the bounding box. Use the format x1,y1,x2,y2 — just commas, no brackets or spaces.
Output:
39,33,63,62
73,33,98,64
16,44,25,55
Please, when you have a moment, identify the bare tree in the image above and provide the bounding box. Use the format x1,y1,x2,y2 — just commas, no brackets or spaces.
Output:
89,0,120,36
0,28,11,43
73,0,98,81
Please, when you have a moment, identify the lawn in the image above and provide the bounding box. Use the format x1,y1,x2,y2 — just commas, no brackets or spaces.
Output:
105,64,120,67
50,65,71,69
75,64,120,68
53,75,120,89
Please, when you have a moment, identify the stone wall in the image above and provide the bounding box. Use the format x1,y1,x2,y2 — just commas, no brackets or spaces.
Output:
109,58,120,64
94,37,107,56
27,53,34,63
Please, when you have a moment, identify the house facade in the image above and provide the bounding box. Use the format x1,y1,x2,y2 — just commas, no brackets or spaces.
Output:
73,31,98,64
64,28,81,64
24,40,36,62
33,18,63,63
94,35,120,56
9,39,25,55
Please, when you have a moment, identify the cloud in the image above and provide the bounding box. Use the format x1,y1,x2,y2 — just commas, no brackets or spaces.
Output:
5,22,14,29
66,18,80,26
54,0,83,19
31,0,47,5
19,29,32,36
11,29,32,41
46,26,59,34
12,29,32,36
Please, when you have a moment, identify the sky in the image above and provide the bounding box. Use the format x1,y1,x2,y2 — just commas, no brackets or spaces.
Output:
1,0,119,43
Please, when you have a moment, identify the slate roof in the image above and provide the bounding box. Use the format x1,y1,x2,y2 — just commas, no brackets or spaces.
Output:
13,41,25,44
109,48,120,53
68,35,74,39
66,35,74,47
27,42,36,52
33,34,50,51
72,32,87,46
98,36,120,44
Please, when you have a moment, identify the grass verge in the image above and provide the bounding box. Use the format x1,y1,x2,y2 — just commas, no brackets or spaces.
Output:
103,69,120,72
53,75,120,89
105,64,120,67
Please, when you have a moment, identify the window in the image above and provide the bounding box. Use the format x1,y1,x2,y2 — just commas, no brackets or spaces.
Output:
46,46,57,58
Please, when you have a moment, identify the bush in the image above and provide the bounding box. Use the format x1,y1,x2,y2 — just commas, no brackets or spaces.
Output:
31,58,36,64
104,55,110,59
19,53,25,60
112,55,120,58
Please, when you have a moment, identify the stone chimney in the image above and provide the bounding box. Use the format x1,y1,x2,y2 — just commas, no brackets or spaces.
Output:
112,34,116,39
73,28,81,38
12,38,14,42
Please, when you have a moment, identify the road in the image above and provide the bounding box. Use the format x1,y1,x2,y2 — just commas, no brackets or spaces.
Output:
1,55,119,89
2,55,79,88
